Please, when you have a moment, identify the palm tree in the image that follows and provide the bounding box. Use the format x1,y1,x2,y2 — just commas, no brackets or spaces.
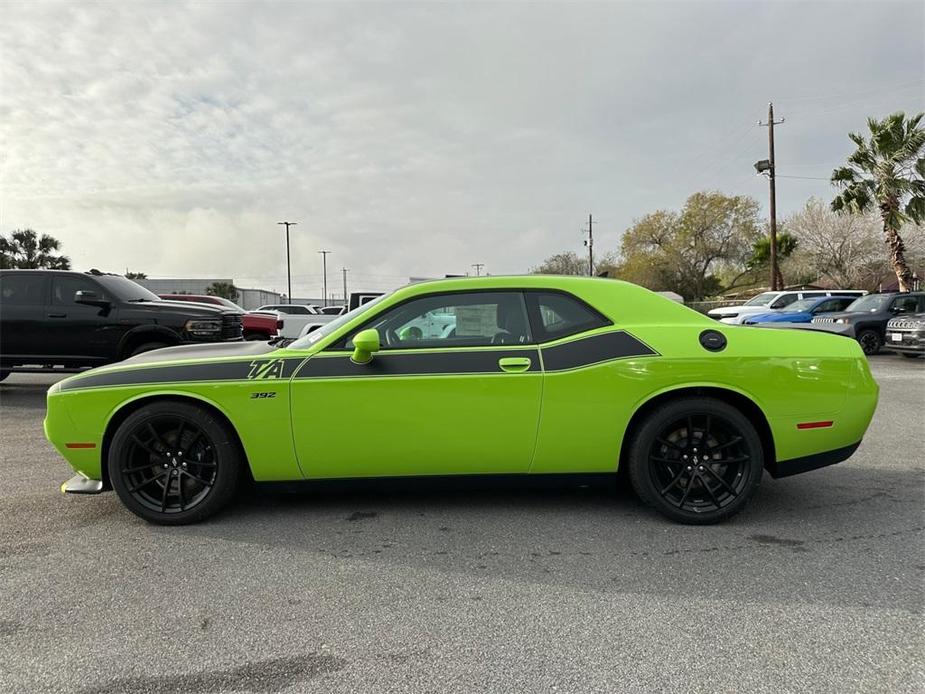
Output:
206,281,239,301
831,111,925,292
749,231,798,290
0,229,71,269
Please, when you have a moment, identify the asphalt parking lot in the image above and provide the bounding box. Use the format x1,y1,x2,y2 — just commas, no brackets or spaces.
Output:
0,356,922,694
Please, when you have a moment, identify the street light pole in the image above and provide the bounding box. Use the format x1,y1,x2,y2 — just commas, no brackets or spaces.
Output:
318,250,332,306
277,221,297,300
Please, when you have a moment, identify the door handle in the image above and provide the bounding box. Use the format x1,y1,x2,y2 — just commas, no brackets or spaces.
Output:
47,313,67,318
498,357,532,373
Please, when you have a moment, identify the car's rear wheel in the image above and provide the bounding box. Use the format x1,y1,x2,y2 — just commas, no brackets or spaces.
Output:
627,397,763,524
856,329,881,356
109,401,243,525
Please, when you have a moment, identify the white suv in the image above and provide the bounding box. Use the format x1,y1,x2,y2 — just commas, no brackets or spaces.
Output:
708,289,866,324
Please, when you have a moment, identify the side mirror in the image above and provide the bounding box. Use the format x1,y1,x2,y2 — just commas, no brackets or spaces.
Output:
74,290,110,308
351,328,380,364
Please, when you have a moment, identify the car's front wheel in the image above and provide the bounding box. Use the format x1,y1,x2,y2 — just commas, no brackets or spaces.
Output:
856,329,882,356
109,401,243,525
627,397,764,524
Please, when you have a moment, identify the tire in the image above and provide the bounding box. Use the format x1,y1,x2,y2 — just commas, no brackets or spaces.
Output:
108,401,243,525
244,332,269,341
627,397,764,524
901,352,924,359
856,329,882,356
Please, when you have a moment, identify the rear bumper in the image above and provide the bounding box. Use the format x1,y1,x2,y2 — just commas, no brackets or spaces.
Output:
769,441,861,479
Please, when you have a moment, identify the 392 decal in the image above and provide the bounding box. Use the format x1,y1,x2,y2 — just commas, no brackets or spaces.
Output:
249,392,277,399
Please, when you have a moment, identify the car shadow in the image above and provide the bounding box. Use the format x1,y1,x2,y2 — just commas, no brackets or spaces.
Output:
168,463,924,612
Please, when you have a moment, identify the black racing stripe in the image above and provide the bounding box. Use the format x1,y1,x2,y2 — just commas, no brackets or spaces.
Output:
296,348,541,379
541,331,657,371
58,357,304,391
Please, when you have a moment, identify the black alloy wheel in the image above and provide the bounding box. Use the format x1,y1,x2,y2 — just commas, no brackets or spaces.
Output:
628,397,763,524
109,401,242,524
856,329,881,356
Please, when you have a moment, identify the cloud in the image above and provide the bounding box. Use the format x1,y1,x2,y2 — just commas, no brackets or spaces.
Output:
1,0,923,295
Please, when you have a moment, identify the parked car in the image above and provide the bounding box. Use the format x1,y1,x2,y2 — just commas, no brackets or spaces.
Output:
742,296,857,325
812,292,925,355
256,304,318,315
276,312,338,339
884,312,925,358
48,276,877,527
708,289,865,324
158,293,245,312
0,269,242,380
319,306,346,315
242,312,283,341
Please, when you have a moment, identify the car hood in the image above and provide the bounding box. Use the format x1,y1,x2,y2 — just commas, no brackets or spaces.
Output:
129,299,231,317
820,311,866,322
117,340,280,366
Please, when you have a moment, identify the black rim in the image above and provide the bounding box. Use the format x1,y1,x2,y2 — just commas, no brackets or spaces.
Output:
119,415,217,514
648,413,752,514
859,332,879,354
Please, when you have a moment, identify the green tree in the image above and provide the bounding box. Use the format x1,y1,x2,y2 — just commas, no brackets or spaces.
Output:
831,111,925,292
206,281,238,301
747,231,798,289
0,229,71,269
613,192,762,300
125,271,147,279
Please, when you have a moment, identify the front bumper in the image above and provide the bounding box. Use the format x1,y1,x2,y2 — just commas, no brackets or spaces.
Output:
60,473,105,495
883,329,925,355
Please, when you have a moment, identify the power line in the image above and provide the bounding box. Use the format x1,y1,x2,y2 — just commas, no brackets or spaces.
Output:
775,174,831,181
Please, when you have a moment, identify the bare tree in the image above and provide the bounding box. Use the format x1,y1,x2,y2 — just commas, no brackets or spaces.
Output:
785,199,883,288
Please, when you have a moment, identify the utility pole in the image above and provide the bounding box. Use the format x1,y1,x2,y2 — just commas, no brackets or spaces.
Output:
583,214,595,276
341,267,348,305
318,250,331,306
758,104,784,290
471,263,484,276
277,221,297,300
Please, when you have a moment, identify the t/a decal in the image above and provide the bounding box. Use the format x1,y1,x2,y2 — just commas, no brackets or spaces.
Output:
248,359,285,380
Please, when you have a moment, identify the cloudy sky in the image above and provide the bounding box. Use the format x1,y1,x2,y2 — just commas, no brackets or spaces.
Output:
2,1,923,297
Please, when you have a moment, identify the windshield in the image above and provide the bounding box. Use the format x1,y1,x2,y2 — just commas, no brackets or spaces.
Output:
289,292,392,349
783,298,817,313
744,292,777,307
846,294,891,313
96,275,161,302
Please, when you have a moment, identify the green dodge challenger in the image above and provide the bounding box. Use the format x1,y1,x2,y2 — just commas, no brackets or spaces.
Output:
46,276,878,525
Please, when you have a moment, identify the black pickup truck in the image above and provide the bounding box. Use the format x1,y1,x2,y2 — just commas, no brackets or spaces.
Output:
0,269,242,380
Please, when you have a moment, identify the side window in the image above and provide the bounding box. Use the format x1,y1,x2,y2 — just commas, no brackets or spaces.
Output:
815,299,839,313
834,298,855,311
525,291,610,341
345,292,532,350
52,276,103,306
770,293,798,309
0,274,47,305
892,295,920,313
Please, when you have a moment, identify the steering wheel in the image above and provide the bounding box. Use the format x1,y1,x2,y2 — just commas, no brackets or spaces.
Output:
491,330,512,345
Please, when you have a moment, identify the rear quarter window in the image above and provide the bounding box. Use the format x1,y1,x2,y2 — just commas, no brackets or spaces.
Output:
525,291,611,341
